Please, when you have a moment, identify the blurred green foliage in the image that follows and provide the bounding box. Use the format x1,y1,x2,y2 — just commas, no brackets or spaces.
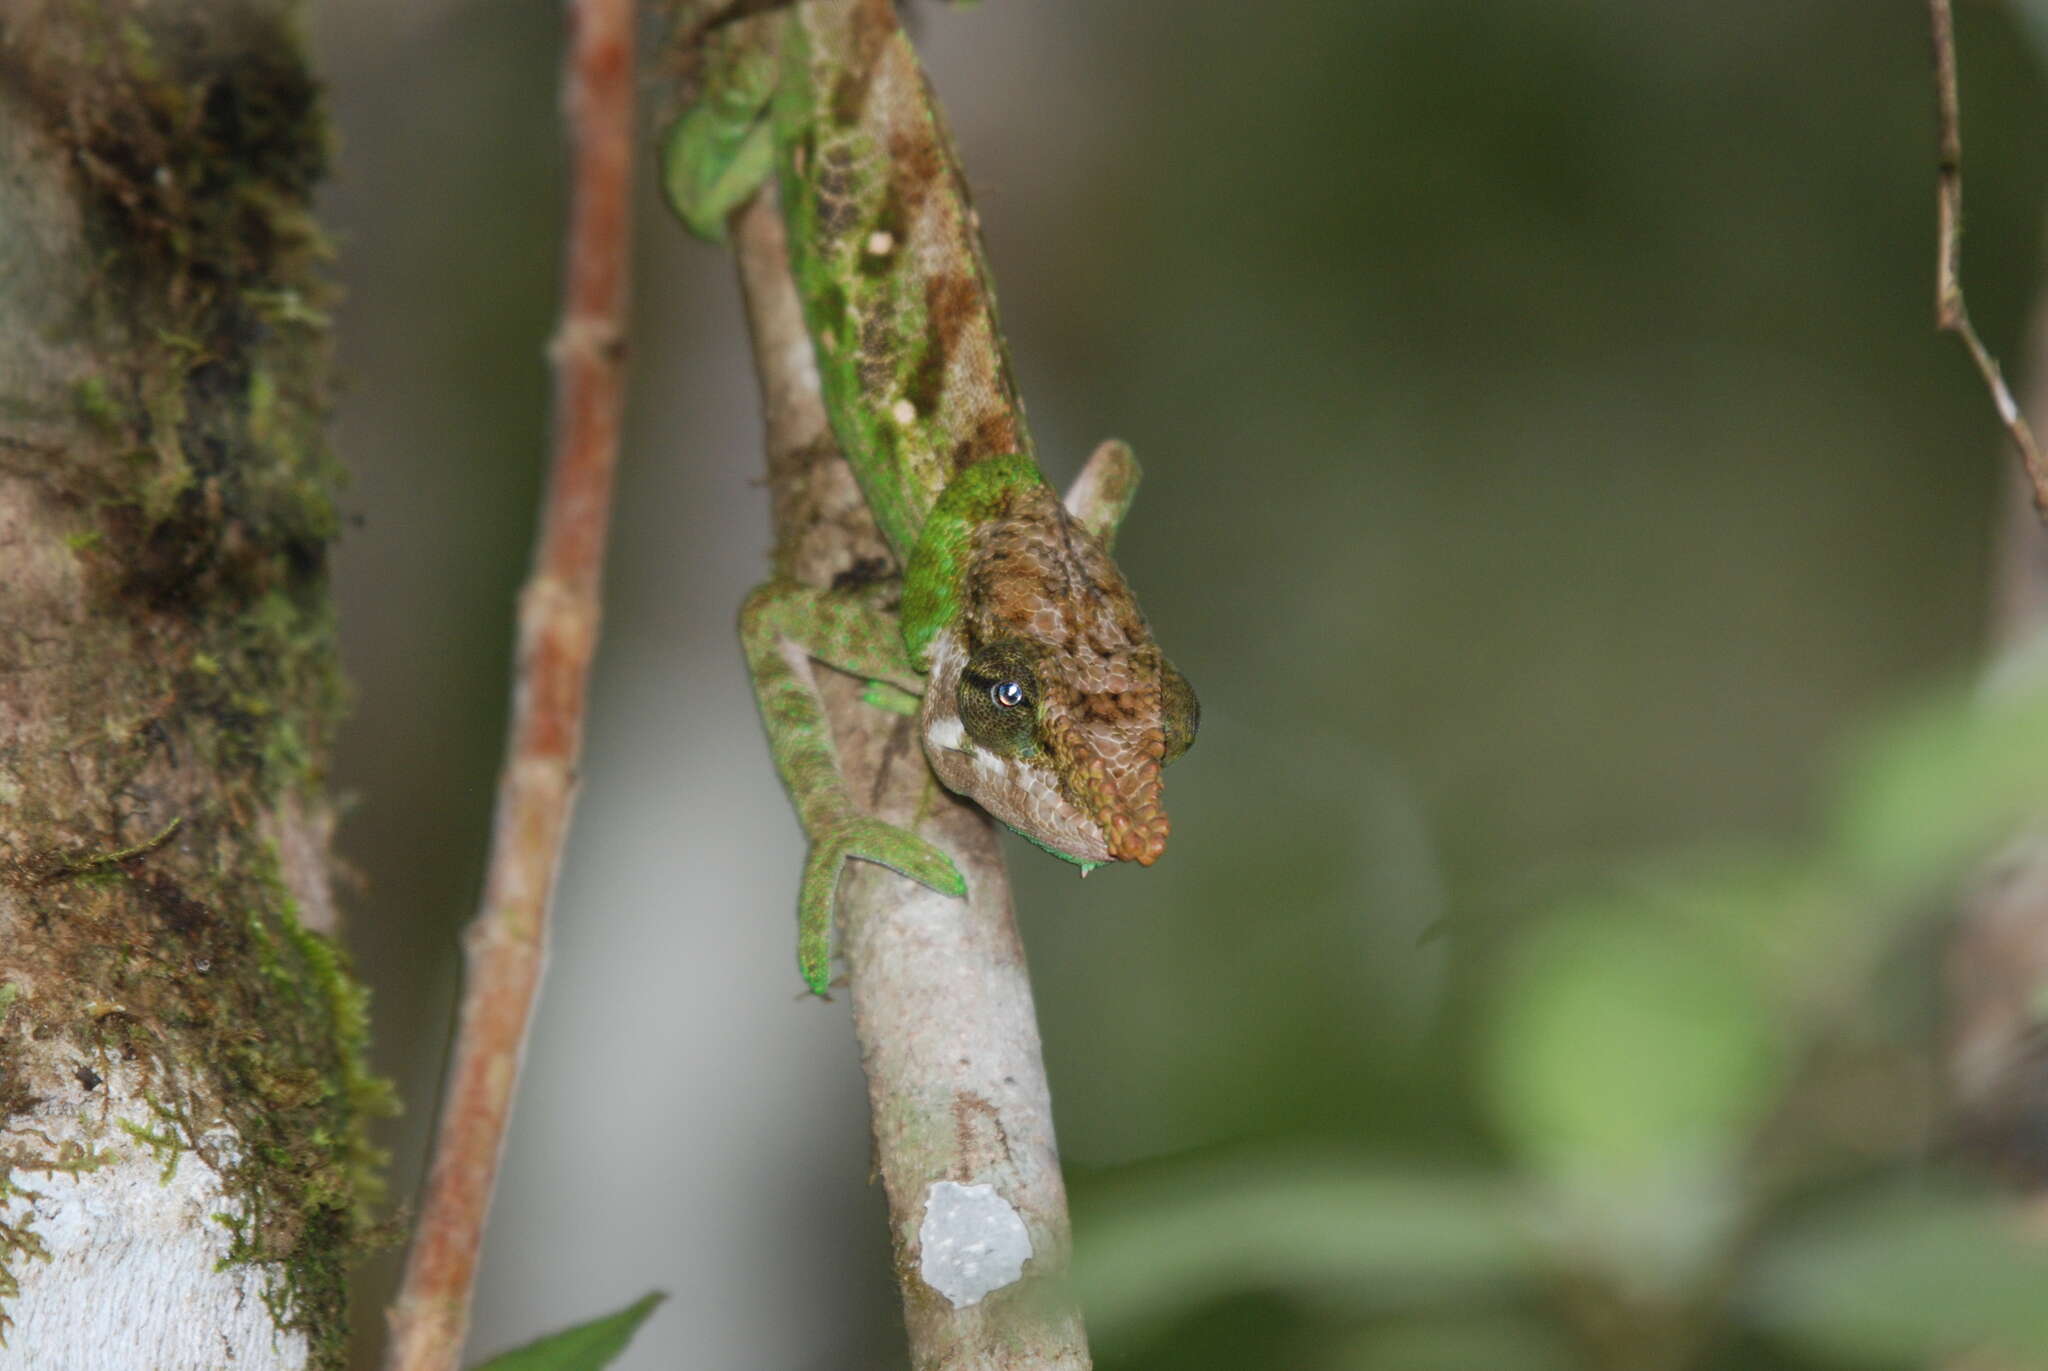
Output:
1073,683,2048,1370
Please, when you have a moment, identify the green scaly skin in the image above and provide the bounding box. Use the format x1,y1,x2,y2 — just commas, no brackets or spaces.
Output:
669,0,1197,994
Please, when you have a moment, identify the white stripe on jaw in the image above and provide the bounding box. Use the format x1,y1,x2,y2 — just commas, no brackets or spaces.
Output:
927,714,966,752
920,628,970,755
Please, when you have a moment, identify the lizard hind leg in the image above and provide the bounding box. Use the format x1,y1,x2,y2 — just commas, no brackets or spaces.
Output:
740,580,962,994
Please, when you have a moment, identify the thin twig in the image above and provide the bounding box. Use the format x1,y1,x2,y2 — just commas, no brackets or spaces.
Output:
1929,0,2048,516
381,1,634,1367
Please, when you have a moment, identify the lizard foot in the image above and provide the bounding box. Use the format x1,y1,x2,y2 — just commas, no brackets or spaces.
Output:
796,818,967,994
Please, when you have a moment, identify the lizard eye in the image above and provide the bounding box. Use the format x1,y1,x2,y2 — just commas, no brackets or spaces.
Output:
959,642,1041,757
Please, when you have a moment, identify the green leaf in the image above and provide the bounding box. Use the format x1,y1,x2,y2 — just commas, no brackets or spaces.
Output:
1073,1157,1531,1340
1746,1188,2048,1367
1484,904,1782,1179
1833,683,2048,898
469,1292,664,1371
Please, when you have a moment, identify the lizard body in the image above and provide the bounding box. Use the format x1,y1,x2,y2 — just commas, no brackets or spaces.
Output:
668,0,1195,992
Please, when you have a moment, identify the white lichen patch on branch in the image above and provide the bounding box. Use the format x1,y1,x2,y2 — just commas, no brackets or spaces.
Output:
917,1180,1032,1308
2,1081,307,1371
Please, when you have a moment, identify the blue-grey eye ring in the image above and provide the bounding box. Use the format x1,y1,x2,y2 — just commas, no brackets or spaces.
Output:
991,680,1027,709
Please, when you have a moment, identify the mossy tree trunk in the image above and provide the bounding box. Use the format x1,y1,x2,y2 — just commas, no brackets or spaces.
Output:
0,4,383,1369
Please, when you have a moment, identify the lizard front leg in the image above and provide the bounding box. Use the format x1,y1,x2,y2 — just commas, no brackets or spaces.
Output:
740,581,967,993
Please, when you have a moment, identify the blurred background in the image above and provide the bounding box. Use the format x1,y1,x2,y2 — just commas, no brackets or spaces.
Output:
307,2,2048,1367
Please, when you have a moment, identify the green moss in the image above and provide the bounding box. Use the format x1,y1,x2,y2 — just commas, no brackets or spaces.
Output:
0,1172,53,1344
117,1116,187,1185
279,893,397,1211
72,375,119,430
208,844,396,1336
116,17,157,81
244,287,332,331
37,1143,120,1178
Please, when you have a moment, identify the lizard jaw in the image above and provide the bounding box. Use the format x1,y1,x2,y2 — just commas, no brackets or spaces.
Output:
923,731,1118,865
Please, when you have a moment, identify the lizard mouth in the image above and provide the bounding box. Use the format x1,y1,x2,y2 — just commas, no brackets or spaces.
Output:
919,712,1169,866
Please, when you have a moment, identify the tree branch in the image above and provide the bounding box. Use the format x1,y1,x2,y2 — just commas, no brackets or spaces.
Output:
381,1,634,1367
1929,0,2048,515
728,175,1091,1367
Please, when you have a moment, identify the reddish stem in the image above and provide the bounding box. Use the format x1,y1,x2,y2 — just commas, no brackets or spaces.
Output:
381,2,634,1367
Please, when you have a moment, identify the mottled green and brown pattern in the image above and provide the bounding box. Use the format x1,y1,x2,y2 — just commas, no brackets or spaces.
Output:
667,0,1195,991
774,0,1031,557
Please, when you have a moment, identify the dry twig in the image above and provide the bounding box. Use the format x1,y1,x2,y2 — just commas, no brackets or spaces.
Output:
1929,0,2048,514
381,1,635,1366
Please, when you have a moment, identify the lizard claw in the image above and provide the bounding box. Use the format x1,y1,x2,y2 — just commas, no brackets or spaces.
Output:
796,819,967,994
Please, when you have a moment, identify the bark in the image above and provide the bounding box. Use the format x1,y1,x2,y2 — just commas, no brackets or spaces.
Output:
0,4,382,1368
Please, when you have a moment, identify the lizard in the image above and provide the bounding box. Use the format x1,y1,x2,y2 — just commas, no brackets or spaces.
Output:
664,0,1197,994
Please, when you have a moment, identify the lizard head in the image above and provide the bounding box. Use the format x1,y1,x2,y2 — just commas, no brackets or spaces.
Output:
914,476,1197,868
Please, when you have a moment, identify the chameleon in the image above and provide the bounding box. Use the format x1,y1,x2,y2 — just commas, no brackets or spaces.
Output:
665,0,1197,994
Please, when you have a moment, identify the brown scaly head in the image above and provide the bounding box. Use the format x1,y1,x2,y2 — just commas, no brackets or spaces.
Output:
916,474,1197,869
